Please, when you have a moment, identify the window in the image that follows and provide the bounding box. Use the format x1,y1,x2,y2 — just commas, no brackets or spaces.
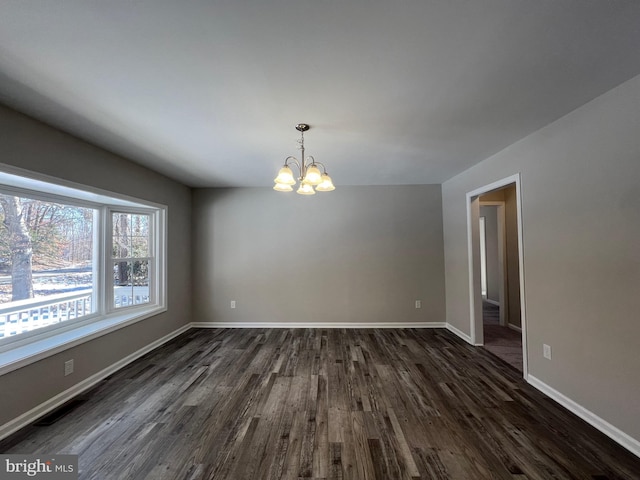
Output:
112,212,152,309
0,195,96,338
0,165,166,363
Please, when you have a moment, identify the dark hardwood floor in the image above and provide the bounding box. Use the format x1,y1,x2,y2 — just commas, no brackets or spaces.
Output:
1,328,639,479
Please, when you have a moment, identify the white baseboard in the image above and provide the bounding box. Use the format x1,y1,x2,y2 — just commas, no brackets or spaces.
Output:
0,323,191,442
527,375,640,459
508,323,522,333
445,323,473,344
190,321,447,329
484,298,500,307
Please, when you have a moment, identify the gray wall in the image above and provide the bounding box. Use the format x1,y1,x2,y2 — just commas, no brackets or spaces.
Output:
192,185,445,325
442,74,640,440
0,104,192,427
479,205,499,302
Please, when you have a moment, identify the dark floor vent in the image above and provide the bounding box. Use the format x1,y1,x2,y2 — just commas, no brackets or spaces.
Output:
34,398,88,426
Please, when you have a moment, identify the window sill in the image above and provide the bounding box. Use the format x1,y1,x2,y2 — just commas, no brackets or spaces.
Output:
0,306,166,376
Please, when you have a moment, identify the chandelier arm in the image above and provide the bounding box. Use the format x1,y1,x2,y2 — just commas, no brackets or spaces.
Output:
283,156,302,177
312,161,328,173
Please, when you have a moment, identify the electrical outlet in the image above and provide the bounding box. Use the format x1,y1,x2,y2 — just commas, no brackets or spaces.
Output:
230,300,236,309
415,300,422,309
543,344,552,360
64,359,74,376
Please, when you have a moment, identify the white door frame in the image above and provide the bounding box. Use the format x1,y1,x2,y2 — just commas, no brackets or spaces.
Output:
466,173,528,378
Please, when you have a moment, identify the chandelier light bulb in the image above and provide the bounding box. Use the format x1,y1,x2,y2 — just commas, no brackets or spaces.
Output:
296,183,316,195
315,173,336,192
304,165,322,185
274,166,296,185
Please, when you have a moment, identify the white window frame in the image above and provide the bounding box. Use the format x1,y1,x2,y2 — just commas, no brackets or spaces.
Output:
0,164,167,376
108,208,158,312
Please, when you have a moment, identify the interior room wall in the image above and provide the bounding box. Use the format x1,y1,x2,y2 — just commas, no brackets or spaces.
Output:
0,104,192,428
442,74,640,442
479,190,505,202
192,185,446,325
479,205,499,302
479,186,520,328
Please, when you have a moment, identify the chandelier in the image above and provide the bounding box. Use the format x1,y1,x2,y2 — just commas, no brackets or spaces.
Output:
273,123,335,194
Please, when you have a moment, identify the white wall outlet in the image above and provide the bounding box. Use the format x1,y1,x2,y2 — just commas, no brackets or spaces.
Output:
64,359,74,376
415,300,422,309
230,300,236,309
543,344,552,360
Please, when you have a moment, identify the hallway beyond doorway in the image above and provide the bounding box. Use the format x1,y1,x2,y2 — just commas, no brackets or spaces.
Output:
483,301,522,371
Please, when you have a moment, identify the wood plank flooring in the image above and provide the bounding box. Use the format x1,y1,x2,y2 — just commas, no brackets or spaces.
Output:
1,328,639,479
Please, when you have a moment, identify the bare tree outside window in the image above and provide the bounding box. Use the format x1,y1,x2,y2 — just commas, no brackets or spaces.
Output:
0,195,34,301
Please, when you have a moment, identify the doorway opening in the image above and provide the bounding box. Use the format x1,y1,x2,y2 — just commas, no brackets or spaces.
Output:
466,174,527,377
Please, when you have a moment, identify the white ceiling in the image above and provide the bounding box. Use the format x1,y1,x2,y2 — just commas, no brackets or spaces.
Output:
1,1,639,188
